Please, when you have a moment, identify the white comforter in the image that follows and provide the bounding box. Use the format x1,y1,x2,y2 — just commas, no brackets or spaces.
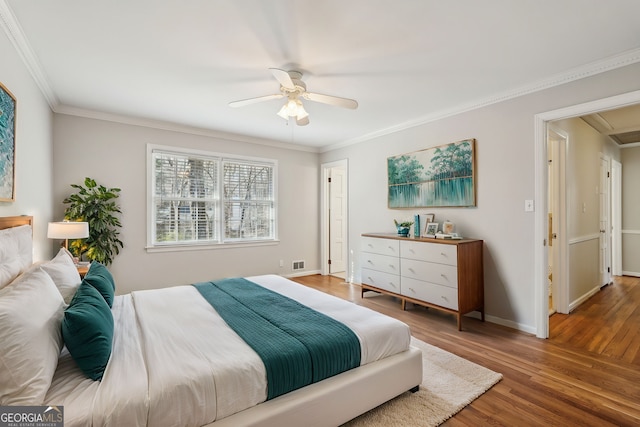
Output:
44,275,411,427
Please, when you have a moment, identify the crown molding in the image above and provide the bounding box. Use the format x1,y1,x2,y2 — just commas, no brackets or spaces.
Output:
55,105,321,153
3,0,639,154
321,47,640,153
0,0,59,108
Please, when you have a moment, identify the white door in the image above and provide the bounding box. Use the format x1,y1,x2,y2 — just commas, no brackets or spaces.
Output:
548,129,569,314
329,166,347,275
599,155,612,286
611,159,622,276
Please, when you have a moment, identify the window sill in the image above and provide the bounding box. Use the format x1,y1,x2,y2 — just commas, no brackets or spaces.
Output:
145,239,280,253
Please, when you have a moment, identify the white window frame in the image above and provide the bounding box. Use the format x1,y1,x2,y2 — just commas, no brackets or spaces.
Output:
146,144,278,252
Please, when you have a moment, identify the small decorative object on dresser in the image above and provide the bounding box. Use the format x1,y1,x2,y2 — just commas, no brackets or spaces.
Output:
393,219,413,237
424,222,438,238
361,233,484,331
442,220,455,235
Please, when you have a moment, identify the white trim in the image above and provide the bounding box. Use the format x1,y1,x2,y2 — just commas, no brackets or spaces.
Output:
535,89,640,339
283,269,322,279
622,229,640,235
620,142,640,149
0,1,58,107
568,285,601,313
622,271,640,278
323,48,640,152
568,234,601,245
145,240,280,253
484,314,537,336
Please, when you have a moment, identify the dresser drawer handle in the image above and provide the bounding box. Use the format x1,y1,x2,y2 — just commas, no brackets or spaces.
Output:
409,287,415,292
389,264,396,269
440,252,447,256
388,246,394,250
367,260,373,264
440,273,447,278
409,267,415,273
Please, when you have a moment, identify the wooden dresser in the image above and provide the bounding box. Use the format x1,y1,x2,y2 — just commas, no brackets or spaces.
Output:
361,233,484,330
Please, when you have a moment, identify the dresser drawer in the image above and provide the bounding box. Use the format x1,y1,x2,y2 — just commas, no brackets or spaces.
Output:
361,252,400,275
401,240,457,266
362,237,400,257
361,268,401,294
401,277,458,311
401,258,458,289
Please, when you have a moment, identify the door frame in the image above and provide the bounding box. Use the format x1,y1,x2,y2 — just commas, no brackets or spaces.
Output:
320,159,349,278
534,89,640,338
599,153,612,286
611,159,623,276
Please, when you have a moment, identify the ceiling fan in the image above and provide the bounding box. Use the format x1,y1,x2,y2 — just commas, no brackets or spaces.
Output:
228,68,358,126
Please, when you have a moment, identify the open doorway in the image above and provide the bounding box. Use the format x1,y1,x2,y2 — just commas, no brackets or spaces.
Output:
534,89,640,339
321,159,348,280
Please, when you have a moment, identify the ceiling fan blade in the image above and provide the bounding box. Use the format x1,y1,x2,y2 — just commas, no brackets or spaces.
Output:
228,94,283,108
303,92,358,109
296,116,310,126
269,68,296,90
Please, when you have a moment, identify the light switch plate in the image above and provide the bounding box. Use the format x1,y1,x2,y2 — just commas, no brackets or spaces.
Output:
524,199,534,212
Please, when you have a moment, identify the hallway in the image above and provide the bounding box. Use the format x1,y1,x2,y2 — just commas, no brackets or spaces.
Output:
549,275,640,365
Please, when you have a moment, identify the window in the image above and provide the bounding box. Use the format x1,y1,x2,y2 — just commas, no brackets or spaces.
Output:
148,145,277,248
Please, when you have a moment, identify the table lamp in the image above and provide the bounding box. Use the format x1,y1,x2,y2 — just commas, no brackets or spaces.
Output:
47,221,89,249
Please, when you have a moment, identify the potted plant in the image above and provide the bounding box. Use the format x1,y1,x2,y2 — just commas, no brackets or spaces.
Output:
63,177,123,266
394,219,414,237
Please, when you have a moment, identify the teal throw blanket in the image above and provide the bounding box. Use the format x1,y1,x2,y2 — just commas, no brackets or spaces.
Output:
193,278,361,400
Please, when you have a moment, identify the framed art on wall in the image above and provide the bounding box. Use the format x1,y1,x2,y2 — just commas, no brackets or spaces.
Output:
387,139,476,208
0,82,16,202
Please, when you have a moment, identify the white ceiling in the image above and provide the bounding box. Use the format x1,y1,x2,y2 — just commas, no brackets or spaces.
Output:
3,0,640,151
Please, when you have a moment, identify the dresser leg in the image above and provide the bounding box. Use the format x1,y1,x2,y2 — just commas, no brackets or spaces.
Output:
401,299,407,311
457,314,462,331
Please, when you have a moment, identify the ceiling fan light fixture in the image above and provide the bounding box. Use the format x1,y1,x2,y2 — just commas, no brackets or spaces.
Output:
277,98,308,121
295,100,309,120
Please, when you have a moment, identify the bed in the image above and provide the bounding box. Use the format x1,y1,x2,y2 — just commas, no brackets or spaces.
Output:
0,216,422,427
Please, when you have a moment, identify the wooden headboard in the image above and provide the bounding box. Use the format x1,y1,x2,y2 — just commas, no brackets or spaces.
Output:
0,215,33,230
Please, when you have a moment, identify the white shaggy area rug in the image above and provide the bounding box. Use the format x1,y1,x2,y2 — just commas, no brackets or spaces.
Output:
343,337,502,426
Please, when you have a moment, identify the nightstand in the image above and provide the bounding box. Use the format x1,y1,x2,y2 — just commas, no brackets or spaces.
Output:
77,264,89,278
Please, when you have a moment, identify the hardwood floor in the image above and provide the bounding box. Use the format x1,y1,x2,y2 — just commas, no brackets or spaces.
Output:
291,274,640,426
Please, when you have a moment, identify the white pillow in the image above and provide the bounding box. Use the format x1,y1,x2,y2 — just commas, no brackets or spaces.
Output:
0,267,65,405
41,248,82,304
0,225,33,289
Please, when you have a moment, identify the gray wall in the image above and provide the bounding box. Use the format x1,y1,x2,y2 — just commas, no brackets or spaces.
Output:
52,115,320,295
320,62,640,332
622,146,640,275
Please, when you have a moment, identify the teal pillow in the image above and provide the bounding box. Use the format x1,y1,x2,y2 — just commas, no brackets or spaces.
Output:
62,282,113,381
83,262,115,308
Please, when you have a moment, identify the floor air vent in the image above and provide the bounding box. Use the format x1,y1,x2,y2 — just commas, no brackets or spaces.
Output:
292,260,305,271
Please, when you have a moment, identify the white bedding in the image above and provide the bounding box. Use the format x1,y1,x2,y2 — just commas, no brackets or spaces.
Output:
44,274,411,427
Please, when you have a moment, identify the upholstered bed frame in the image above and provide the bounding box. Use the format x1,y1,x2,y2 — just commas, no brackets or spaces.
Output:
0,215,422,426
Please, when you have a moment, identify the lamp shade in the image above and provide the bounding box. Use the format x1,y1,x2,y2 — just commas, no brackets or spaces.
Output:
47,221,89,239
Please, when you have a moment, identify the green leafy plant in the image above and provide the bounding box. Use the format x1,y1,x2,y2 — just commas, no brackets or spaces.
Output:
394,219,414,228
63,177,123,265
